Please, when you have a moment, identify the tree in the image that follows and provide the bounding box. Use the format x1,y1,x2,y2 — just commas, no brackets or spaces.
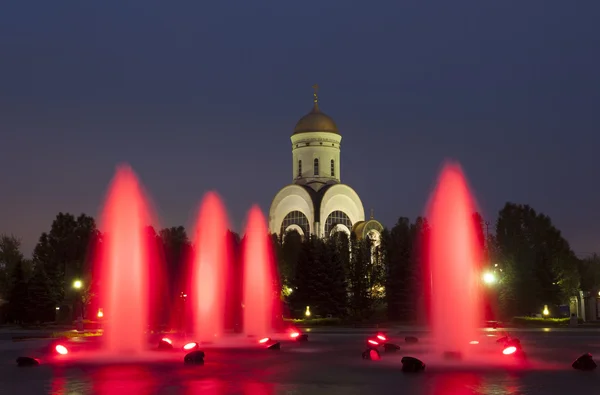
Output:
495,203,580,317
279,230,303,289
578,254,600,292
7,260,28,324
0,235,25,301
383,218,413,321
32,213,99,305
382,217,429,322
27,263,55,323
321,235,348,317
348,234,375,320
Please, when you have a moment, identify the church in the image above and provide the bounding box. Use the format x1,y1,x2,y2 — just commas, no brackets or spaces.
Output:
269,86,383,245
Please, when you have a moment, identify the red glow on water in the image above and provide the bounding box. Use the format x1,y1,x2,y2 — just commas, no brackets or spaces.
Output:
190,192,230,342
55,344,68,355
290,332,300,339
161,338,172,345
426,162,483,356
367,339,379,346
503,346,517,355
96,165,161,354
258,337,270,344
376,334,387,342
183,342,198,350
242,206,280,337
369,349,381,360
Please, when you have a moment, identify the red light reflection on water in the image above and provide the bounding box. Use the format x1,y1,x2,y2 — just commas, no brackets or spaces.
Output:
242,382,275,395
431,373,481,395
186,379,225,395
92,366,156,395
426,162,483,356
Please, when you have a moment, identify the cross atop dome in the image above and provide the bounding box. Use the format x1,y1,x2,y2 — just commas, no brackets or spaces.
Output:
312,84,319,110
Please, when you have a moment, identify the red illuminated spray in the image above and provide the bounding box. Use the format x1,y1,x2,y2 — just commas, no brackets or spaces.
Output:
242,206,279,337
426,162,483,356
96,165,159,354
190,192,229,342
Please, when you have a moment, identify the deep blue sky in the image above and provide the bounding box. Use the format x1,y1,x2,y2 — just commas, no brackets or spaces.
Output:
1,1,599,257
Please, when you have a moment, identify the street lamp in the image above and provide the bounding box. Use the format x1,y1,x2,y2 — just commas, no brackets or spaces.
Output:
73,280,83,289
482,272,496,285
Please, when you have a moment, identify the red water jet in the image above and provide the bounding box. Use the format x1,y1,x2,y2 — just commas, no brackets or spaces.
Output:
96,165,158,354
426,162,483,356
242,206,279,337
190,192,230,341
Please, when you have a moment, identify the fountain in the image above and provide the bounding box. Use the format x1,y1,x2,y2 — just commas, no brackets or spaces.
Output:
189,192,230,342
426,161,483,358
96,165,160,355
242,205,279,337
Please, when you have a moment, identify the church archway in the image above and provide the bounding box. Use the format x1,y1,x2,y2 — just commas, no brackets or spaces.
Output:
280,210,310,237
324,210,353,237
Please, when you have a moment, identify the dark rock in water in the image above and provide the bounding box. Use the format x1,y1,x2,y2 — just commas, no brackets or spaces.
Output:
401,356,425,372
157,340,173,350
383,343,401,352
443,351,462,361
184,350,205,365
362,348,380,360
572,353,597,371
405,336,419,344
267,342,281,350
16,357,40,367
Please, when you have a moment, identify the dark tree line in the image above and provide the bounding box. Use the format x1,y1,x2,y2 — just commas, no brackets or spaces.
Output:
0,200,594,325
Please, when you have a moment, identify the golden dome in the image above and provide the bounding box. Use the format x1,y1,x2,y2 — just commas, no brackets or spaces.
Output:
293,104,339,135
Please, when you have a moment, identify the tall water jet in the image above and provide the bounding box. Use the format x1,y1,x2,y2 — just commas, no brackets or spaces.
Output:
426,161,483,357
190,192,230,342
242,206,279,337
96,165,156,354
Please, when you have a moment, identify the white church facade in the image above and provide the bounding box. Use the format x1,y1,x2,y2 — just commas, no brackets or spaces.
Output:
269,86,383,244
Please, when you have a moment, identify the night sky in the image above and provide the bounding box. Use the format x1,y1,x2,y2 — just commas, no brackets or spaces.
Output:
2,1,599,257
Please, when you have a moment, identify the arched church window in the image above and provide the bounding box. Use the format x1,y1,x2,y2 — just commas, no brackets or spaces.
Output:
324,210,353,237
314,158,319,176
280,211,310,236
298,160,302,178
330,159,335,177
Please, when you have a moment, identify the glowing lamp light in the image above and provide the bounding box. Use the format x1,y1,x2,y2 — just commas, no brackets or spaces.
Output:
543,305,550,316
290,332,300,339
161,338,173,345
73,280,83,289
258,337,271,344
97,308,104,318
469,341,479,345
183,342,199,350
305,306,311,317
55,345,68,355
503,346,517,355
376,334,387,342
482,272,496,285
367,339,379,346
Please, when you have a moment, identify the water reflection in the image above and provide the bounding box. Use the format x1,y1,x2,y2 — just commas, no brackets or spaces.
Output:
431,373,481,395
243,382,275,395
186,379,225,394
91,366,156,395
